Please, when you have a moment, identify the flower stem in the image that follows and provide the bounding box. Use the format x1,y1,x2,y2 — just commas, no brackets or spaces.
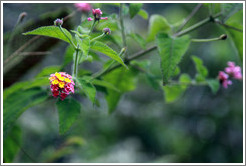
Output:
89,20,96,35
59,26,76,49
73,46,80,79
119,3,127,58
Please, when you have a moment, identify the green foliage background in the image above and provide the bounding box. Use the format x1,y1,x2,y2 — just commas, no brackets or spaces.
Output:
3,3,243,163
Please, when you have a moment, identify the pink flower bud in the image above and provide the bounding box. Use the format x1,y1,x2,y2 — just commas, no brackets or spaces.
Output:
74,3,91,12
103,28,111,35
87,17,93,21
54,18,63,26
101,17,108,20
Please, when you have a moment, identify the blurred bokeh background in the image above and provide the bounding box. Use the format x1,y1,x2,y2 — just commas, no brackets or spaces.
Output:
3,3,243,163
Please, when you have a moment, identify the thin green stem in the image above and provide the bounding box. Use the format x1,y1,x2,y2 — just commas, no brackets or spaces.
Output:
175,12,221,37
119,3,127,58
191,37,221,42
59,26,76,49
73,47,80,79
89,20,96,35
177,3,203,32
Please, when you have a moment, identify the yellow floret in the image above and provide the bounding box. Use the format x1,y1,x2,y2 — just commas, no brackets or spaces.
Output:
59,82,65,88
65,78,71,83
59,77,65,81
52,80,59,85
55,72,61,78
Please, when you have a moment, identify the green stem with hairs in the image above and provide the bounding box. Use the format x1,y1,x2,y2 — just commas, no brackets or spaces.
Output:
89,20,96,35
119,3,127,58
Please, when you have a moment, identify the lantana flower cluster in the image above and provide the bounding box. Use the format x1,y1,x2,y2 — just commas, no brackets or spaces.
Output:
218,61,242,88
87,8,108,21
74,3,91,12
49,72,75,100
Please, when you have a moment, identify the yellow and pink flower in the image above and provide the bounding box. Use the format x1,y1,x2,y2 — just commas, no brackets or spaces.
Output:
49,72,75,100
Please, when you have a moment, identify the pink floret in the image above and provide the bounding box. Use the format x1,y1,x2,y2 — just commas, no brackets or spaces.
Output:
225,61,242,80
74,3,91,12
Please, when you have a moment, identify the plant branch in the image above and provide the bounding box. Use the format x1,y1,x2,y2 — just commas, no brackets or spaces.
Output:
177,3,203,32
168,80,208,86
174,12,221,37
215,20,243,32
19,51,51,56
89,20,96,35
93,46,157,79
119,3,127,58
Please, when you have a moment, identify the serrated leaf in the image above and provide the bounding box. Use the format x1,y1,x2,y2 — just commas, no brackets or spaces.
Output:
63,45,74,66
91,79,120,92
156,33,190,85
129,3,143,19
77,78,96,103
36,65,62,78
147,15,171,41
221,3,243,22
138,9,148,19
163,74,191,103
103,68,138,113
3,88,47,138
3,125,21,162
192,56,208,79
23,26,73,44
207,79,220,94
129,33,146,49
96,19,119,31
90,41,127,68
56,98,81,135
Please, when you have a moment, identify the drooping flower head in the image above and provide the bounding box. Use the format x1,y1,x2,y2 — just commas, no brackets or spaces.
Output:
225,61,242,80
74,3,91,12
87,8,108,22
49,72,75,100
218,71,232,89
54,18,63,26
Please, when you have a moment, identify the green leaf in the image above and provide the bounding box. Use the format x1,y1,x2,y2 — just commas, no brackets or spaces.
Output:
3,81,29,100
91,79,120,92
23,26,73,44
96,19,119,31
23,78,50,90
221,3,243,22
129,3,143,19
3,125,22,162
103,68,138,113
163,74,191,103
3,88,47,138
207,79,220,94
90,41,127,68
36,65,62,78
75,35,91,63
147,15,171,41
63,45,74,66
225,22,243,61
156,33,190,85
56,98,81,135
77,78,96,103
191,56,208,80
138,9,148,19
128,33,146,49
